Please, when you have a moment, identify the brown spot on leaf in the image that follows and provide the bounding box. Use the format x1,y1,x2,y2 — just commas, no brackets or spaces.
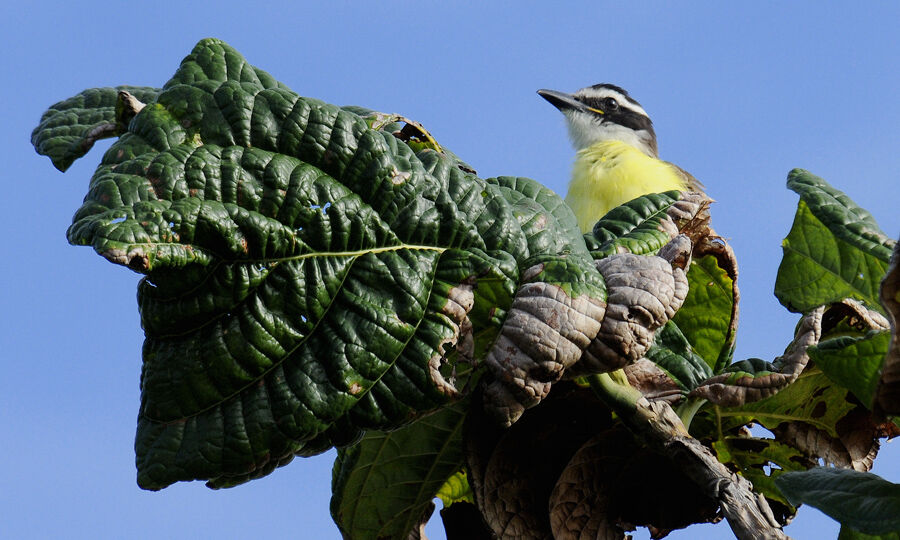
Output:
522,263,544,282
348,382,363,395
147,176,163,199
390,168,411,185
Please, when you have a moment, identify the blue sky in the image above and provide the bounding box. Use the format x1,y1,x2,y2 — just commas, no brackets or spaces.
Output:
3,2,899,539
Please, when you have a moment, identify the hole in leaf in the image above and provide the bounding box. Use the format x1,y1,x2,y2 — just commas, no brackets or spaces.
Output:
110,216,126,224
749,423,774,439
309,202,332,215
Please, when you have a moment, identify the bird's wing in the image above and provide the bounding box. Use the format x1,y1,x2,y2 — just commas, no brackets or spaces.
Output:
667,161,706,194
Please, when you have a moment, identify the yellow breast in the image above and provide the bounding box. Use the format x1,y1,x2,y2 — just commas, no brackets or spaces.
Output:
564,140,687,233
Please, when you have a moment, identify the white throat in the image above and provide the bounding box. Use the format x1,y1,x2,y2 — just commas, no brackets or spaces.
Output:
563,110,657,157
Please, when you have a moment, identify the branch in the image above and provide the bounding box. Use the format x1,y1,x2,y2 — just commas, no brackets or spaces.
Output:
588,374,790,540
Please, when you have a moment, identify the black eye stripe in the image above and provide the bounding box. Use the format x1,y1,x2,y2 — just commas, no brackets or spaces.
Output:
581,97,607,109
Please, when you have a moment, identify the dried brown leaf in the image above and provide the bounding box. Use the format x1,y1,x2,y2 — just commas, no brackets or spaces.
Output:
691,307,823,406
483,279,606,426
466,384,613,540
549,427,721,540
574,252,689,376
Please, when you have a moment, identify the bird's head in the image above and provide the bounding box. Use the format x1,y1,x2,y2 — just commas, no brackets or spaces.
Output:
538,83,658,158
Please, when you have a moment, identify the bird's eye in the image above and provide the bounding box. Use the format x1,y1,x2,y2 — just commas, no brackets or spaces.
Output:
605,98,619,111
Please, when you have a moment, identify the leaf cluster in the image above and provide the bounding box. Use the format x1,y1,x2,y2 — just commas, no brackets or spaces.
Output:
32,39,900,539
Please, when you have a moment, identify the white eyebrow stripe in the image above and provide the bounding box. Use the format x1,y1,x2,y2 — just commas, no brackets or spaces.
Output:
575,87,649,118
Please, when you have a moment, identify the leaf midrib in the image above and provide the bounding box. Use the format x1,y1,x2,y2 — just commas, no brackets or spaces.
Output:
142,243,446,424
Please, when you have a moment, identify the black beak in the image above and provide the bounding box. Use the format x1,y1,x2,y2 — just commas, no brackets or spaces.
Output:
537,89,586,113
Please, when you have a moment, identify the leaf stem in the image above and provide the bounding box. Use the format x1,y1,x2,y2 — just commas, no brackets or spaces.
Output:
675,397,706,431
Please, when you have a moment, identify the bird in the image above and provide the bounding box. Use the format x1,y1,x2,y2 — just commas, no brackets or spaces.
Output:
538,83,703,233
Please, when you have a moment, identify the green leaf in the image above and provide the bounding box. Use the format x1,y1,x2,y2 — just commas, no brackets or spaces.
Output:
786,170,895,262
775,169,894,314
31,86,161,171
436,470,474,506
35,38,604,490
672,254,738,372
839,526,900,539
776,468,900,535
331,401,467,540
712,436,809,507
810,331,891,409
584,191,681,258
719,371,855,437
645,321,713,393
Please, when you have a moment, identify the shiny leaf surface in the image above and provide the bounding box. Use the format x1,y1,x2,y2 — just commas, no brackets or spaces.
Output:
33,38,602,490
776,468,900,535
776,169,894,314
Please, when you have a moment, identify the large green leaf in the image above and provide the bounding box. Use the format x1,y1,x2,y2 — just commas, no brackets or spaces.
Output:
34,39,604,490
330,401,467,540
776,468,900,535
811,331,891,409
775,169,894,314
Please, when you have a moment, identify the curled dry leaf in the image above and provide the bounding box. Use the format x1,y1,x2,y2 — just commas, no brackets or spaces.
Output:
429,282,476,396
693,296,891,407
483,279,606,426
624,358,685,405
822,298,889,333
115,90,146,131
772,407,881,472
482,205,703,426
466,383,614,540
665,192,712,244
691,307,823,406
548,431,632,540
549,427,722,540
572,251,689,377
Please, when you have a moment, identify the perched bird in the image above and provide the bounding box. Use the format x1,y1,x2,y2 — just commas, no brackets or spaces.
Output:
538,84,703,233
